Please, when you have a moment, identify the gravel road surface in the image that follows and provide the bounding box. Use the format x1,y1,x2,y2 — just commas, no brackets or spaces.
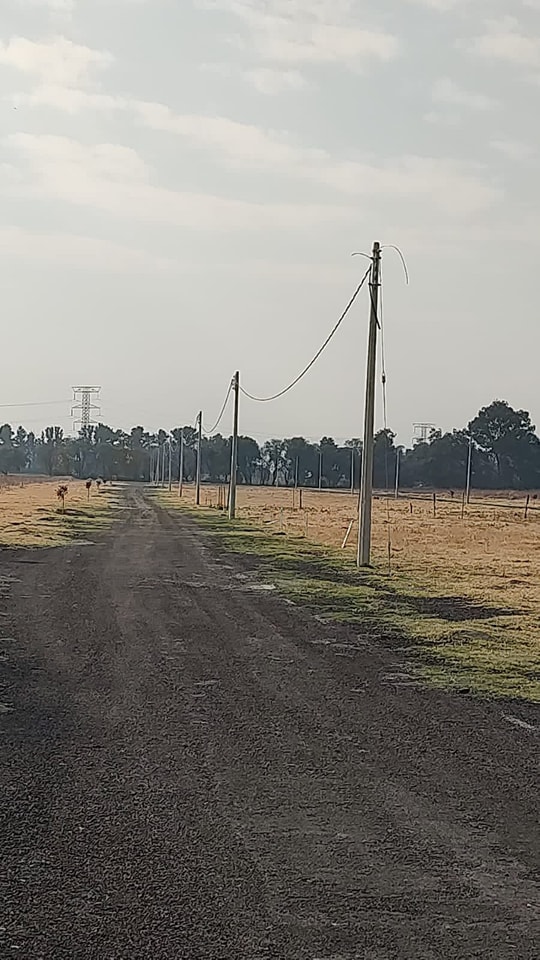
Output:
1,486,538,959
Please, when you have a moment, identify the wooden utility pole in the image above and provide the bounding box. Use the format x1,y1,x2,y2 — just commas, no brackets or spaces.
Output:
358,241,381,567
196,412,202,506
466,436,473,504
178,429,184,497
228,372,240,519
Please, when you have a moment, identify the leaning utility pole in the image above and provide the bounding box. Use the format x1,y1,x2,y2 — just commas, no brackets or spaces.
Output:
358,241,381,567
228,372,240,520
196,413,202,506
178,429,184,497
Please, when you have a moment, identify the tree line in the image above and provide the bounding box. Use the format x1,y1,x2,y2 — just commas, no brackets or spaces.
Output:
1,400,540,491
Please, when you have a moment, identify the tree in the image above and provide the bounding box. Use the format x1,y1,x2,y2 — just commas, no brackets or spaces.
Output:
373,429,396,489
282,437,318,486
237,436,260,485
468,400,540,488
40,426,64,476
261,439,285,485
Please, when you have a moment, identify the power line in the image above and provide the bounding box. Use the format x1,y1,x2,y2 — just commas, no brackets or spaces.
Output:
0,399,68,409
240,265,372,403
203,378,234,435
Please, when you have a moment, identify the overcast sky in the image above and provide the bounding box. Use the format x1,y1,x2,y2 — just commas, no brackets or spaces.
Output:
1,0,539,444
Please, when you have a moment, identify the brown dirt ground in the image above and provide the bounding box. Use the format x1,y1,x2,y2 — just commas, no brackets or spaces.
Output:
1,486,538,958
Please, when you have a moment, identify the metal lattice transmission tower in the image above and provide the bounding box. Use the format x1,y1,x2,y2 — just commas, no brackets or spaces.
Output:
72,386,101,430
413,422,436,445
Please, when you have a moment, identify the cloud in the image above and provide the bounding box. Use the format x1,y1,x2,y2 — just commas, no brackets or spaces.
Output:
431,77,498,110
8,56,500,222
0,35,112,85
198,60,309,94
490,139,535,161
201,0,399,69
133,103,501,216
17,83,126,112
464,17,540,67
2,133,357,231
0,225,172,274
242,67,308,94
17,0,75,10
133,103,326,167
406,0,482,9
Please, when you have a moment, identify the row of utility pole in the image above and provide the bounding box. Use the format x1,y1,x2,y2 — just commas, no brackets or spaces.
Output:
152,242,382,565
218,243,382,565
157,241,476,568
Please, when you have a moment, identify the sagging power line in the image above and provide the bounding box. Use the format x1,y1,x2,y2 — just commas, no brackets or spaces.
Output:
240,266,371,403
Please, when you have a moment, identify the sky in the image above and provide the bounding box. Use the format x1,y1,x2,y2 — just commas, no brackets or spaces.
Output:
1,0,539,446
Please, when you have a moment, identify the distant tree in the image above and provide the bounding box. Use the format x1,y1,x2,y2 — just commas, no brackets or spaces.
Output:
468,400,540,488
237,436,260,485
40,426,64,476
373,429,396,489
282,437,318,486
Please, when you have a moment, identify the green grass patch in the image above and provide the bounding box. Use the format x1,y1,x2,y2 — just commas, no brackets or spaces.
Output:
157,494,540,702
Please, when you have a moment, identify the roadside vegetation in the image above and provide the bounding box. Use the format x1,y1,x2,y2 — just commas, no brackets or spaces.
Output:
0,479,116,548
160,493,539,703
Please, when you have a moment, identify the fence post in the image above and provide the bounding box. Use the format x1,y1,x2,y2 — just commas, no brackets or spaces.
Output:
525,494,530,520
433,492,437,517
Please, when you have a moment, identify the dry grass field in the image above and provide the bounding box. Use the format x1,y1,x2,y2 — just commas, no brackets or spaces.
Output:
0,478,113,547
185,483,540,605
170,483,540,700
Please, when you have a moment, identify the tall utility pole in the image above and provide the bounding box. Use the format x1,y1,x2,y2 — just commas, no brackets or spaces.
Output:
178,429,184,497
358,241,381,567
195,412,202,506
229,372,240,520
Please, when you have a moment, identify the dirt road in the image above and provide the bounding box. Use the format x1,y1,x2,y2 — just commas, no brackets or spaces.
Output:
2,487,538,959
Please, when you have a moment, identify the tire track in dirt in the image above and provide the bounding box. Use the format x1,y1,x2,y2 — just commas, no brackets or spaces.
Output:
1,485,538,959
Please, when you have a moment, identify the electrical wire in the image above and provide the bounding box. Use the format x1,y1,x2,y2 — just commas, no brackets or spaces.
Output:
240,265,372,403
381,244,409,286
203,378,233,435
0,399,68,409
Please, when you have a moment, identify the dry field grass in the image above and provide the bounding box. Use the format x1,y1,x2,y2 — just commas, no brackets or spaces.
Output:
171,483,540,700
0,478,113,547
187,483,540,607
